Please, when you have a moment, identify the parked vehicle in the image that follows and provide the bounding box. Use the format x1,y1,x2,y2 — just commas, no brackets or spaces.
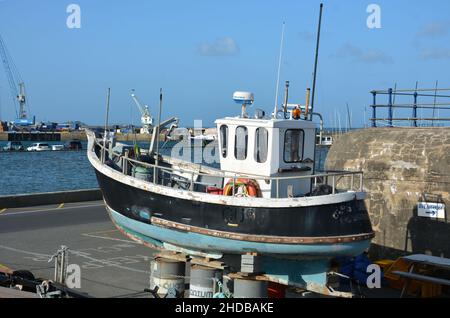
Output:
27,143,51,151
52,145,65,151
65,140,82,150
3,141,24,151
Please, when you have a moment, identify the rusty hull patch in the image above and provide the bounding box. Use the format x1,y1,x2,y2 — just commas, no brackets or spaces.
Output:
151,217,375,245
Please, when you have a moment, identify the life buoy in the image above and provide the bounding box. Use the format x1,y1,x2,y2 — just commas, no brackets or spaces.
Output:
223,179,262,198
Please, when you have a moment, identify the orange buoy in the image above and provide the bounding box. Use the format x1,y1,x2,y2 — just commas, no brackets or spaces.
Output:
223,179,262,197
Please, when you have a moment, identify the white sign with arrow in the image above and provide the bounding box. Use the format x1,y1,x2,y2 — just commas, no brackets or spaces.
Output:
418,202,446,219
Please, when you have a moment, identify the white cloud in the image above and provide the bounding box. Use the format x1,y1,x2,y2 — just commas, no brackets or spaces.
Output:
420,48,450,60
198,37,239,56
335,43,393,64
416,22,449,38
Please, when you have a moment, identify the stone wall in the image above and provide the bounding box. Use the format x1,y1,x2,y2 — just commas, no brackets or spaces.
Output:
326,127,450,259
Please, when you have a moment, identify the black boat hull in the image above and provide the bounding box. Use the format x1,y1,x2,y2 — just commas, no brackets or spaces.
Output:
94,169,374,255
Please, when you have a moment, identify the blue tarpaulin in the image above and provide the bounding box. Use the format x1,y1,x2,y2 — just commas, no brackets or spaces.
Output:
336,253,385,286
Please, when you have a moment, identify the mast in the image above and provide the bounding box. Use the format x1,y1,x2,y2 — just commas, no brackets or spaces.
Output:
102,88,111,163
272,22,286,118
346,102,352,130
153,88,163,184
309,3,324,119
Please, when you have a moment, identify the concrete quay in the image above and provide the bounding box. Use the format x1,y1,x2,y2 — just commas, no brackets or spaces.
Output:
0,200,156,298
0,189,102,209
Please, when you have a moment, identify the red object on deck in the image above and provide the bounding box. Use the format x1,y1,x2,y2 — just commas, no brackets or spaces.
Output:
206,187,223,195
267,282,287,298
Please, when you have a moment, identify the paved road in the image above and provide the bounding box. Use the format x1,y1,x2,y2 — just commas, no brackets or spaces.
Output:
0,201,157,298
0,202,405,299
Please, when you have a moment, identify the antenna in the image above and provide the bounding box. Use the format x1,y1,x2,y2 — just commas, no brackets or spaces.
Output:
273,21,286,119
338,111,341,135
310,3,324,119
283,81,290,118
153,88,163,184
102,88,111,163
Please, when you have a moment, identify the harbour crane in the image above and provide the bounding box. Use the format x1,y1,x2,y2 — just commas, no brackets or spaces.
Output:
0,34,34,126
130,89,153,134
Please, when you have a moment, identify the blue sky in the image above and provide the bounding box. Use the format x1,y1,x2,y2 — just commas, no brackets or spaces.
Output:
0,0,449,127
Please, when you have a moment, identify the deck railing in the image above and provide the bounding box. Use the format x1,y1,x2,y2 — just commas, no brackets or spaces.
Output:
93,136,364,198
370,88,450,127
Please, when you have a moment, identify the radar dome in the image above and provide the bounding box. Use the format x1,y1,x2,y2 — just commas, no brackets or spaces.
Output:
233,91,254,105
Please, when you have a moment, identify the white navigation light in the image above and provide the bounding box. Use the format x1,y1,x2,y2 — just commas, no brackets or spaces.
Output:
233,91,254,106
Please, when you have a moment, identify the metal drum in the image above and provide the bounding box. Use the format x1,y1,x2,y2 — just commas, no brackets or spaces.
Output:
150,258,185,297
189,265,221,298
233,278,268,298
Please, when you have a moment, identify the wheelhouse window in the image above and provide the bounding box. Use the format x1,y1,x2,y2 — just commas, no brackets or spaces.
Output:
284,129,304,163
234,126,248,160
254,128,268,163
220,125,228,158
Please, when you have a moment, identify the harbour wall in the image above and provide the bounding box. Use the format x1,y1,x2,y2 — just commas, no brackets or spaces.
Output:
0,189,102,209
0,131,85,141
326,127,450,259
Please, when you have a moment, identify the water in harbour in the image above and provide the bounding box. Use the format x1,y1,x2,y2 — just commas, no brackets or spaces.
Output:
0,141,329,196
0,141,97,196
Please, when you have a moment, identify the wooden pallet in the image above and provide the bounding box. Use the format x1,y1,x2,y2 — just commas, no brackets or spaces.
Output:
154,251,227,270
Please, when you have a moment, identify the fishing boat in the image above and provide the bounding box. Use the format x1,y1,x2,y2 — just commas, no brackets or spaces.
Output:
86,4,374,295
86,89,374,259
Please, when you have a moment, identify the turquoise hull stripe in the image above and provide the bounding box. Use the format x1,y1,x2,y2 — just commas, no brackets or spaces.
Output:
110,209,370,256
